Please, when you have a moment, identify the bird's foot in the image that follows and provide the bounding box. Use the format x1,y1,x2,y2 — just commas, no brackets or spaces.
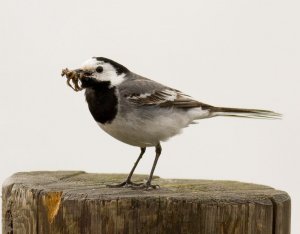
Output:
132,182,160,190
106,180,143,188
106,180,159,190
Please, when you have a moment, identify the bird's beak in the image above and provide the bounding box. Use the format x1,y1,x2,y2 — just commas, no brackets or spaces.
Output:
74,68,94,78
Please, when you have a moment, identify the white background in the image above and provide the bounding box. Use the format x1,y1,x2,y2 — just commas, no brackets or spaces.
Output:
1,0,299,232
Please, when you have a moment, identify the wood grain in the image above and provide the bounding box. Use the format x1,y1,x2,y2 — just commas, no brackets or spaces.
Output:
2,171,290,234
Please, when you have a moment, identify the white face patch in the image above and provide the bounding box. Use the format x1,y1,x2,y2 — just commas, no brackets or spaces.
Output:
80,58,126,87
81,58,102,70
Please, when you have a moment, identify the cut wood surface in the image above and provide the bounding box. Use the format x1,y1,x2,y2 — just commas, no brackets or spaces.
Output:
2,171,290,234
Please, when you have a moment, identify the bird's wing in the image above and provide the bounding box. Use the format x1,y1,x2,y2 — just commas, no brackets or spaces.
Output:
119,73,210,109
126,88,203,108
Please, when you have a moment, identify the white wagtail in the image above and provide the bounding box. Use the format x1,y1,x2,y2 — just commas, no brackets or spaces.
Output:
62,57,281,189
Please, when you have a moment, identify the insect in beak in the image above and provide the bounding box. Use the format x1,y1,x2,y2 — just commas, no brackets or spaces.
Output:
61,68,84,92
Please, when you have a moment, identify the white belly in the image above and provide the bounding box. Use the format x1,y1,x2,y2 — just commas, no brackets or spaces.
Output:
98,107,209,147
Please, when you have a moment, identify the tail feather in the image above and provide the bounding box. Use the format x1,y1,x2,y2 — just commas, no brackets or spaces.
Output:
210,107,282,119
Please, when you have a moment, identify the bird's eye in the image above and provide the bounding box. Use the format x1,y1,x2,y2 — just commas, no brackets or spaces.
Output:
96,66,103,73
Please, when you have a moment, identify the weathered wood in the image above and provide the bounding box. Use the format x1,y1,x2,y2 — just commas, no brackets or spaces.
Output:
2,171,290,234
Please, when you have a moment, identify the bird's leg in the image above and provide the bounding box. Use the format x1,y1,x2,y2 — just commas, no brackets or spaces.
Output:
133,143,162,190
146,143,162,189
125,147,146,184
107,147,146,188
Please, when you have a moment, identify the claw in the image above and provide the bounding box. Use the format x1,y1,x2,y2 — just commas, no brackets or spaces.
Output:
106,181,159,190
132,182,160,190
106,181,146,188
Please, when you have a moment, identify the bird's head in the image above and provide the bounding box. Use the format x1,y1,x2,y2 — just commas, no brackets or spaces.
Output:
63,57,129,91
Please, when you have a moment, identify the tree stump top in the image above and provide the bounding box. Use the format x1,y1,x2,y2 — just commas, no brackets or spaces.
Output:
2,171,291,234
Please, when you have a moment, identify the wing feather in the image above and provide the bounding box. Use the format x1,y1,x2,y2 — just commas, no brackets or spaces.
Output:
118,72,212,109
127,88,206,108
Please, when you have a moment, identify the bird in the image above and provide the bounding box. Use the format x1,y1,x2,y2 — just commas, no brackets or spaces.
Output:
62,57,281,189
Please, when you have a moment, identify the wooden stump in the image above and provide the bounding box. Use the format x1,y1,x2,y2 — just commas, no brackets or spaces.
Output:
2,171,290,234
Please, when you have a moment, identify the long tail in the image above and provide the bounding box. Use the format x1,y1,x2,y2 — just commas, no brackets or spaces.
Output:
209,106,282,119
